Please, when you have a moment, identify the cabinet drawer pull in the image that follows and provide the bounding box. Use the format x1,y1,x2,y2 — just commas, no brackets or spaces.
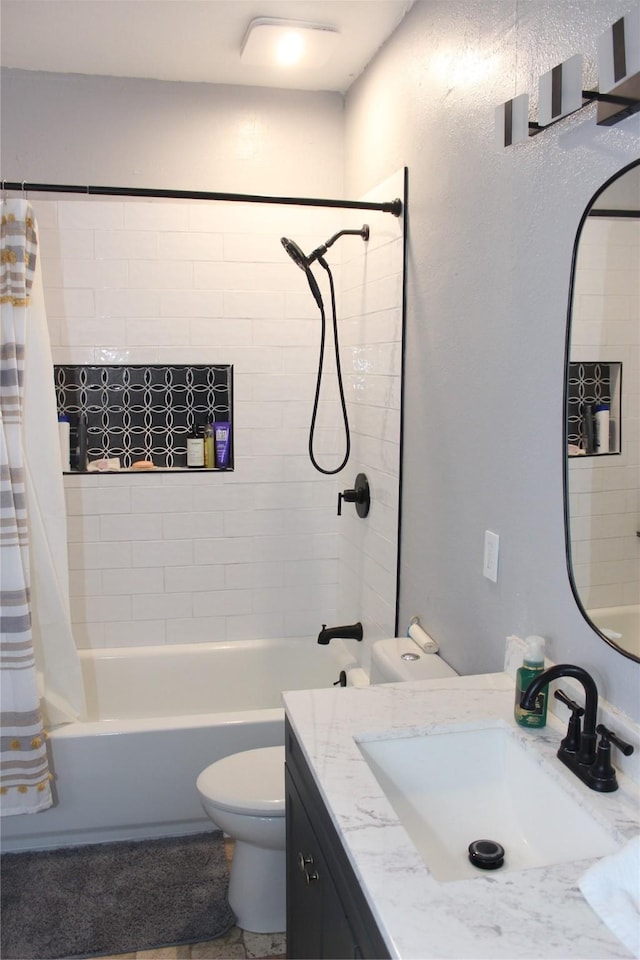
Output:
298,852,319,883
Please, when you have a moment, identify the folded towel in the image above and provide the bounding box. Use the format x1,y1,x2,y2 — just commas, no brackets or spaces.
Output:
579,835,640,956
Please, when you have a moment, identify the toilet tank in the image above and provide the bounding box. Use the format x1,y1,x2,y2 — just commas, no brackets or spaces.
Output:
370,637,458,684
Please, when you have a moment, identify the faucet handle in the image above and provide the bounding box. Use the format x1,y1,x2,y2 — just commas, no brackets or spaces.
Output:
554,688,585,716
554,688,584,755
596,724,635,757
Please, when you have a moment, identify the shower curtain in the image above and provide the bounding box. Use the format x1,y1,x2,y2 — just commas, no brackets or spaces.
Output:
0,199,84,816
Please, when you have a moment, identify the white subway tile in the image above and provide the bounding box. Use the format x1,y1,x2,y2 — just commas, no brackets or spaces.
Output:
58,200,124,229
97,288,159,318
284,558,337,586
165,564,226,593
190,317,253,346
132,539,193,567
60,289,96,317
225,562,284,589
100,514,163,541
129,260,194,290
95,230,159,260
56,229,95,259
224,291,284,320
160,290,224,318
61,318,127,347
103,567,165,595
159,232,223,261
132,592,192,621
126,318,190,347
72,595,132,623
162,512,225,540
193,590,251,618
104,620,168,647
124,202,190,231
193,538,252,565
222,510,284,538
166,617,227,644
69,540,132,569
225,613,285,641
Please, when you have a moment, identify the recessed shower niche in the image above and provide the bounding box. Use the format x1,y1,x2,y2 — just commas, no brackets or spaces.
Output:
54,363,233,471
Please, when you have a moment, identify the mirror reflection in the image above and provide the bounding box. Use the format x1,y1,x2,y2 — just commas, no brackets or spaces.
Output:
566,161,640,661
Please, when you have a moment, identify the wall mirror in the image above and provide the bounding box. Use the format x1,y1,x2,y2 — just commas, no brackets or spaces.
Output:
565,159,639,662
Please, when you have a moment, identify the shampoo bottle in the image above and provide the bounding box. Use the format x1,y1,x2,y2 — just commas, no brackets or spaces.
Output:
58,415,71,472
514,635,548,728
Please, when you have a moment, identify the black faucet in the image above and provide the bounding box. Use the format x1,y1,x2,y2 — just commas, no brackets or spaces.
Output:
522,663,633,792
317,622,363,645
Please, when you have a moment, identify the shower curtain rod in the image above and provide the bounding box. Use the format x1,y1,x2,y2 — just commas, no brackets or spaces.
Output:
1,181,403,217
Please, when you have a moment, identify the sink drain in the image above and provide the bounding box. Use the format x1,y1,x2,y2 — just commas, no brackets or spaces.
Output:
468,839,505,870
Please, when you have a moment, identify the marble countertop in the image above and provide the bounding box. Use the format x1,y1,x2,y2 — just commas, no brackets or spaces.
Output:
283,672,639,959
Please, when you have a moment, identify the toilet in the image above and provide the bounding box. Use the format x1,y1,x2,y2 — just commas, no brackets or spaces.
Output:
196,745,286,934
196,636,457,934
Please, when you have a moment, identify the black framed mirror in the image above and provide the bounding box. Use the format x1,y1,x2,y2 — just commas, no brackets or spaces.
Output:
564,159,640,662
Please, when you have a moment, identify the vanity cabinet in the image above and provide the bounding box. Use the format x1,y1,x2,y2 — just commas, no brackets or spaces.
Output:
285,717,390,960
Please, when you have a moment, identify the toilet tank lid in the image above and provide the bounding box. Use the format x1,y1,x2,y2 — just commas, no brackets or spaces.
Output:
197,745,285,816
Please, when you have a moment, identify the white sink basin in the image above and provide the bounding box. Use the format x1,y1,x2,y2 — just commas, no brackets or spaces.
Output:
357,725,619,882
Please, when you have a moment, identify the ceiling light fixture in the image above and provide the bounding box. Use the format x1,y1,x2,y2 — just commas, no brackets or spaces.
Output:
240,18,339,70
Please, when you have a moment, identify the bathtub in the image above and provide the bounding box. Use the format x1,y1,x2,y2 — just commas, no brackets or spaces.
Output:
587,604,640,659
1,637,359,852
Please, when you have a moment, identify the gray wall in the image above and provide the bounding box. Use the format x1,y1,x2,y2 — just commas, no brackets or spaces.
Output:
0,69,344,195
345,0,640,718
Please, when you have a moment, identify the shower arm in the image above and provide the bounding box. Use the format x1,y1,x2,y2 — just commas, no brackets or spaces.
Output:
308,225,370,265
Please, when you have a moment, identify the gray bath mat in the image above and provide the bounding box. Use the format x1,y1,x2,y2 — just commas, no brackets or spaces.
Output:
0,831,236,959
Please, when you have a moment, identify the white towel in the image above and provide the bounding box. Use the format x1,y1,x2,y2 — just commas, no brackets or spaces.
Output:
579,835,640,956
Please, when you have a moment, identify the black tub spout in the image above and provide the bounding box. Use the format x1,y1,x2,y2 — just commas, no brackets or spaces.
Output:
317,622,363,645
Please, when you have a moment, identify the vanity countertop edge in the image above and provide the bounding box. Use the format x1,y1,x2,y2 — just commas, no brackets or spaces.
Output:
282,672,639,960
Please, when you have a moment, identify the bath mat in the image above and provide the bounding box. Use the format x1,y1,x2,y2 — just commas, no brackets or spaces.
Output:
0,831,236,959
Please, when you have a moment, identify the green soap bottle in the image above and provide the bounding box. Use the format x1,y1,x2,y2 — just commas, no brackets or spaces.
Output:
514,635,547,728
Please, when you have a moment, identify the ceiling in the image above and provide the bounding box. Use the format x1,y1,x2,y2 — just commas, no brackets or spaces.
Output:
0,0,414,94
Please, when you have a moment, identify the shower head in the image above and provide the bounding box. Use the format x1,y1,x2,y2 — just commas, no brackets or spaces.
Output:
281,225,369,270
281,237,309,271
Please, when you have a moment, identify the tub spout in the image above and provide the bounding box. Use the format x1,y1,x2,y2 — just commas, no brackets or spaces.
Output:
317,622,363,645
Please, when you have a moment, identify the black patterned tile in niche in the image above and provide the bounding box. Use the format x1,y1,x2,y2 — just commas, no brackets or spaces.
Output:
567,362,611,452
55,364,233,470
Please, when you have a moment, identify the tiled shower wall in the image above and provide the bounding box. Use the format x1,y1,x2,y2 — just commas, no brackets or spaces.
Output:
568,216,640,610
31,180,404,649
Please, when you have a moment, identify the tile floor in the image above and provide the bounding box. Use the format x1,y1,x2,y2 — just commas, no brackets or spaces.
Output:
104,839,286,960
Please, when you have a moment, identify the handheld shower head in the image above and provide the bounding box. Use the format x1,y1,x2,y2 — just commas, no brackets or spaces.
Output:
281,237,309,270
281,236,323,309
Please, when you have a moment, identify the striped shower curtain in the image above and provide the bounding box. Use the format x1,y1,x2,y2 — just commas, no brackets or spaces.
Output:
0,201,52,814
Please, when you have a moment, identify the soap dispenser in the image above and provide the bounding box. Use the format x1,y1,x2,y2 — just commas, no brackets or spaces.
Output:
514,635,548,728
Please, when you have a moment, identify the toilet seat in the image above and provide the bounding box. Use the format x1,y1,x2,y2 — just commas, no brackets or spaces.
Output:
197,745,285,818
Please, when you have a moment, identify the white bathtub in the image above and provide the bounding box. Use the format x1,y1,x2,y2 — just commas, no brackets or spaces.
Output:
587,605,640,659
1,637,359,852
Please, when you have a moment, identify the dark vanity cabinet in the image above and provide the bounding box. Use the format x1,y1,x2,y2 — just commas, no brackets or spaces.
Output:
285,718,390,960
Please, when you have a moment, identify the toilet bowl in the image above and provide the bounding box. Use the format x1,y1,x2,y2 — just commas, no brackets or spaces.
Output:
196,745,285,934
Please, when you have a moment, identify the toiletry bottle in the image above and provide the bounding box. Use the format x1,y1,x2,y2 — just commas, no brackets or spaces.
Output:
594,403,610,454
76,414,88,471
204,422,214,469
514,636,548,728
186,424,205,468
58,415,71,472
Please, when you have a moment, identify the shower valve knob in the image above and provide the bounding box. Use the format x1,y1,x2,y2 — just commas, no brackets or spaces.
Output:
337,473,370,518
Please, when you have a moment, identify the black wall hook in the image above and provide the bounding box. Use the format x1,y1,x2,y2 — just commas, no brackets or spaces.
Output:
337,473,370,518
